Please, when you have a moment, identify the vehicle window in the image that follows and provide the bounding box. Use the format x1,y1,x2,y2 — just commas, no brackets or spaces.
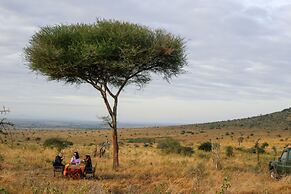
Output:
288,150,291,161
281,150,288,161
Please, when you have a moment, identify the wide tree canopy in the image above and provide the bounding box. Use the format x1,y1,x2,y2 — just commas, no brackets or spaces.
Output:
25,20,186,89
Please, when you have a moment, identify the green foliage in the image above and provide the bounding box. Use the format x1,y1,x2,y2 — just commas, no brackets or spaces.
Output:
198,141,212,152
180,146,195,156
0,187,9,194
43,137,73,150
24,19,187,87
157,138,194,156
261,142,269,149
225,146,234,157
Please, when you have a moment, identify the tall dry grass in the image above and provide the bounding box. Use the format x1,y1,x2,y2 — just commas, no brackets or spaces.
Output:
0,127,290,193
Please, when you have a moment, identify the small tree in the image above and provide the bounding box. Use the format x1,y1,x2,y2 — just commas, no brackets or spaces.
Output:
24,19,187,169
255,138,261,165
212,143,222,170
225,146,234,157
0,106,15,147
237,136,244,146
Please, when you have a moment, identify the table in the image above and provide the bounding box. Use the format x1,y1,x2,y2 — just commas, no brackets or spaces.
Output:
64,164,85,179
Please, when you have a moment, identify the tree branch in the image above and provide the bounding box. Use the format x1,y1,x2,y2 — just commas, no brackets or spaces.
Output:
104,83,116,99
100,90,114,118
115,65,156,97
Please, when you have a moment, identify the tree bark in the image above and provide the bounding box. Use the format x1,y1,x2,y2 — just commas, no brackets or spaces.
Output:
97,84,121,169
112,126,119,169
112,98,119,169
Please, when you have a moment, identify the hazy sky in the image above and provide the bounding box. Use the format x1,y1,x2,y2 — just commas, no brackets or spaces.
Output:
1,0,291,124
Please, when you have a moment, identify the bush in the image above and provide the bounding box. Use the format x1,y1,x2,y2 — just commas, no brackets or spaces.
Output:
157,138,181,153
0,187,9,194
180,146,195,156
225,146,234,157
248,147,265,154
261,142,269,149
157,138,194,156
43,137,73,150
198,141,212,152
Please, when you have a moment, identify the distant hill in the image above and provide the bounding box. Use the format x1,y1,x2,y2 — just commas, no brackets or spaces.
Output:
192,107,291,130
11,118,165,129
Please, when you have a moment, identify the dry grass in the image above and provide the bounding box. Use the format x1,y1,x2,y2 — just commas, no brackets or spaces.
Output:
0,126,290,193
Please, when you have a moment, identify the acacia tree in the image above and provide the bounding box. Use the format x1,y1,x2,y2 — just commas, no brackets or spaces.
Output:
24,19,187,169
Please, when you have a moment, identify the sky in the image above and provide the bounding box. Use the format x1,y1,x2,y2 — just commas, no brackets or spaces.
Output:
1,0,291,125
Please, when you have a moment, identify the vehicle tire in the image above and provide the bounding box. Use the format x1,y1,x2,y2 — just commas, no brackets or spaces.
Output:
270,169,280,180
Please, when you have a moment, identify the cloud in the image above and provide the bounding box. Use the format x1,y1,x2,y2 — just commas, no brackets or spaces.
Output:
0,0,291,123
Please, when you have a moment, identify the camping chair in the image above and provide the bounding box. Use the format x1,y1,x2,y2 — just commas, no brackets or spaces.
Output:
53,166,64,177
84,163,96,179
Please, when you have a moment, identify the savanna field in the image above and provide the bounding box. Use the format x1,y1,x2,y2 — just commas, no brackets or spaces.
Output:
0,125,291,194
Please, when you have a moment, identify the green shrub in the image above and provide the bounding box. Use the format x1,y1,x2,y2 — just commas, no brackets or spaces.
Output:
157,138,194,156
248,147,265,154
198,141,212,152
157,138,181,153
225,146,234,157
43,137,73,150
180,146,195,156
0,187,9,194
261,142,269,149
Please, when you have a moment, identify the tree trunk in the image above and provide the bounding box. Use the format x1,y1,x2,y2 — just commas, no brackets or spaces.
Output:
112,98,119,169
99,87,120,169
112,126,119,169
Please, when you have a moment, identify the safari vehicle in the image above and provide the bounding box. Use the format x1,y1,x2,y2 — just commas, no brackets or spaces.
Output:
269,145,291,179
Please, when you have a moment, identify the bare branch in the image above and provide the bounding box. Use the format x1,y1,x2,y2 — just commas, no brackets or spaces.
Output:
104,83,116,99
115,65,156,97
0,106,10,114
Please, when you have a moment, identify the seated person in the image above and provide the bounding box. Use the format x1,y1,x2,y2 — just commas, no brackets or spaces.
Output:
53,153,64,167
70,152,81,165
84,155,92,172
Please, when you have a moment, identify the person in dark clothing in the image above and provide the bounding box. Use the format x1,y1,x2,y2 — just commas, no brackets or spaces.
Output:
53,153,64,167
84,155,92,171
